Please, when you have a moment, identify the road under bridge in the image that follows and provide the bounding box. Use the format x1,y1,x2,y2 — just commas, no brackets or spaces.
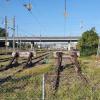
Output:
0,36,81,50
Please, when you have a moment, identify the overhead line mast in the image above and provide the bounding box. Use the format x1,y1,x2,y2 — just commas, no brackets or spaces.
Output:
64,0,67,17
5,16,8,55
64,0,67,37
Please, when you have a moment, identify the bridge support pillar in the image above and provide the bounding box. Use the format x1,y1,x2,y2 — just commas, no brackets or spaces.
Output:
31,42,34,50
68,42,71,51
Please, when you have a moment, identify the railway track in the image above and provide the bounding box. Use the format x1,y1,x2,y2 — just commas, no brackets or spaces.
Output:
0,52,50,84
0,52,50,72
0,58,12,63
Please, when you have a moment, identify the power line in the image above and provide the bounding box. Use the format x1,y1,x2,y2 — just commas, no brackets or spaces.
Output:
17,0,46,35
24,3,46,35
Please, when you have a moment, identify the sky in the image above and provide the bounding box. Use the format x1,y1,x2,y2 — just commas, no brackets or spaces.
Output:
0,0,100,37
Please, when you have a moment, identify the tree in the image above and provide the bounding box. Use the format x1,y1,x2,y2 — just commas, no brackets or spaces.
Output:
77,27,99,56
0,27,6,37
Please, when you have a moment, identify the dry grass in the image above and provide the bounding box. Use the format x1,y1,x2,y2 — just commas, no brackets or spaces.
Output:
0,54,100,100
0,56,54,100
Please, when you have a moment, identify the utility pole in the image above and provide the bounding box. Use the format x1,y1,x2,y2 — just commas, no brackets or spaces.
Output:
5,16,8,55
80,21,84,34
17,25,18,50
64,0,67,36
64,0,67,17
40,34,41,49
13,16,15,51
97,38,100,59
19,31,21,50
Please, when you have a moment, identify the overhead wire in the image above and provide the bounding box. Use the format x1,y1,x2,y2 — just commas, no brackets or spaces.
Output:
14,0,35,36
17,0,46,36
25,0,47,36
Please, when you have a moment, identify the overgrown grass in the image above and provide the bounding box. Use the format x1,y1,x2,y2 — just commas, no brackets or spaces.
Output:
0,54,100,100
0,57,54,100
0,75,42,100
44,56,100,100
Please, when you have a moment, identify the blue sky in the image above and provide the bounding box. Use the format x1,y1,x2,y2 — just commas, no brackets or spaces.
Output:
0,0,100,37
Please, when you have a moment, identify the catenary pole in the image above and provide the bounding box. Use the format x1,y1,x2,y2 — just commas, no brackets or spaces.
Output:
13,16,15,51
5,16,8,55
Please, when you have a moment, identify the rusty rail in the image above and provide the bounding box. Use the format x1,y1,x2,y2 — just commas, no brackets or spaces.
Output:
53,51,88,92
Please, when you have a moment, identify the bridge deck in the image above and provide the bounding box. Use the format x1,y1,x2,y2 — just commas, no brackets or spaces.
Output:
0,36,80,42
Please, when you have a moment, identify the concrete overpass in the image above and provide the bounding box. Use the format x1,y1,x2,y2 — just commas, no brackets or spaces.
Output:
0,36,80,42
